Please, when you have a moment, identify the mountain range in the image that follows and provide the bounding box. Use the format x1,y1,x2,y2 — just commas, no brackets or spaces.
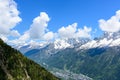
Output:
16,31,120,80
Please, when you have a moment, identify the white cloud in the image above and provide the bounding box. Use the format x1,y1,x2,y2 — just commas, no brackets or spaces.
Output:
99,10,120,32
0,0,23,44
0,0,21,36
58,23,91,39
75,26,92,38
29,12,50,39
4,7,92,46
0,0,92,45
11,12,54,45
58,23,77,39
0,35,8,42
10,30,20,37
8,31,29,46
19,32,30,41
43,32,54,41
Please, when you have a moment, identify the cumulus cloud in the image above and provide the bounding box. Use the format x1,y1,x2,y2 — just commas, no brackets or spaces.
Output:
43,32,54,41
99,10,120,32
58,23,91,39
9,32,30,46
10,30,20,37
58,23,77,38
0,0,92,45
9,12,55,46
29,12,50,39
75,26,92,38
19,32,30,42
15,12,54,45
0,0,22,38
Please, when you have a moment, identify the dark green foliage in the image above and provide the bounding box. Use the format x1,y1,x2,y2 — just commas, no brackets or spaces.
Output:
0,66,7,80
0,39,59,80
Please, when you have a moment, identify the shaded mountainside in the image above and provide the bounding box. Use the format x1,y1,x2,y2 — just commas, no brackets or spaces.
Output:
28,46,120,80
0,39,59,80
45,47,120,80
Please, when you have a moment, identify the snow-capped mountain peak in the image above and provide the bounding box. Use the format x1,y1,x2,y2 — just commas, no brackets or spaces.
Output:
54,39,71,49
79,38,113,49
79,31,120,50
17,31,120,54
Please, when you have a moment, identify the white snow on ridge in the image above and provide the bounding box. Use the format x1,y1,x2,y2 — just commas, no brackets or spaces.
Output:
79,40,97,49
15,31,120,53
79,38,120,50
99,38,113,47
110,38,120,46
54,39,71,49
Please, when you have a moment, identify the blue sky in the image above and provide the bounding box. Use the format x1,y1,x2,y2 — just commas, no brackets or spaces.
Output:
0,0,120,45
15,0,120,35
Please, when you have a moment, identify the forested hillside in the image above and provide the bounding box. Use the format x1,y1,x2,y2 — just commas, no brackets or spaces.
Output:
0,39,59,80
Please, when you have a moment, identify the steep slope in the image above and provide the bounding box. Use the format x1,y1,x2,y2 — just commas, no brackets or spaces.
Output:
0,39,59,80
